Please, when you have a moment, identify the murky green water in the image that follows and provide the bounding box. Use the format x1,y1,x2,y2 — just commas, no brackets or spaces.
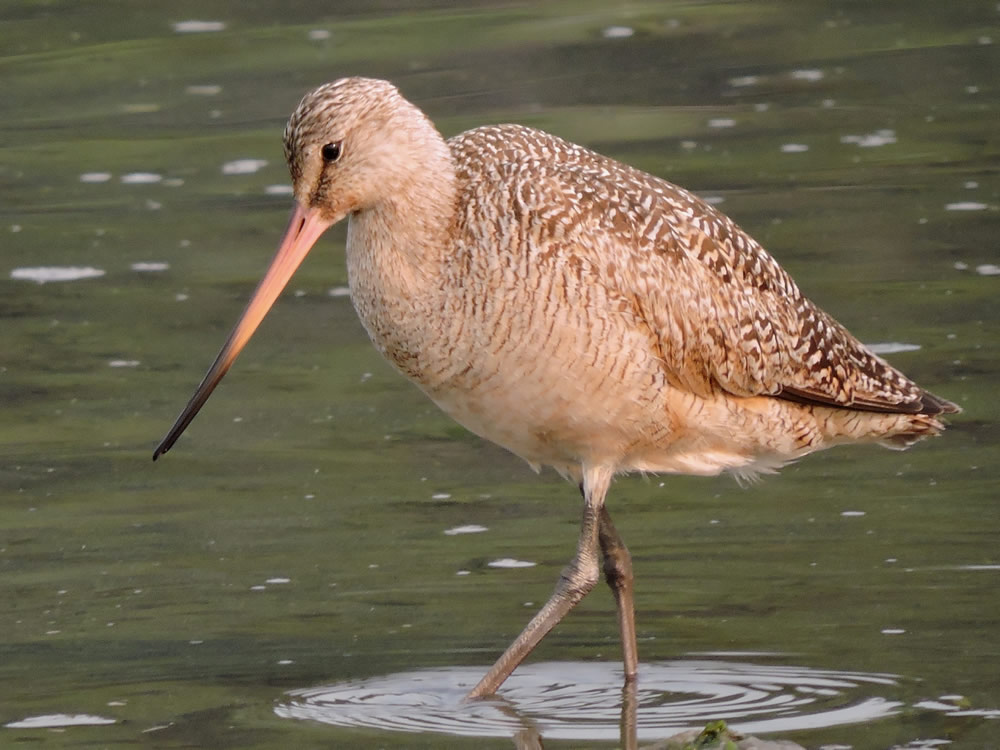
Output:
2,1,998,748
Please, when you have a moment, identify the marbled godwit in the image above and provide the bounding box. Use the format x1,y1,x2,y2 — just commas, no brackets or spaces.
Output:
154,77,959,698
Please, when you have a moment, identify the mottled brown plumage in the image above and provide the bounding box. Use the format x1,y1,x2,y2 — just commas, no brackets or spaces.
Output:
156,77,959,698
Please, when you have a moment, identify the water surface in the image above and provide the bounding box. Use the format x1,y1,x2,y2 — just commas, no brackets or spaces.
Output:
2,1,998,748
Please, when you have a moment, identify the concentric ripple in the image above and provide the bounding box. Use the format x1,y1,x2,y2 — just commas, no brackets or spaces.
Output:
275,659,902,741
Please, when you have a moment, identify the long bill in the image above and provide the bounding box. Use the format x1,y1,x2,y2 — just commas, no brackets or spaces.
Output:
153,202,332,460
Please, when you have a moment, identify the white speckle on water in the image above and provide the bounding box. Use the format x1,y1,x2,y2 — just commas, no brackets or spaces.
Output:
488,558,537,569
456,570,471,576
821,98,836,108
308,29,331,40
431,493,452,500
107,701,126,707
121,172,162,185
189,639,204,645
945,201,987,211
265,184,294,195
979,35,993,45
964,180,979,189
222,159,268,175
5,714,117,728
328,286,351,297
841,129,897,147
707,118,736,129
602,25,634,39
444,525,487,536
841,510,866,517
965,85,979,94
953,261,969,271
80,172,112,183
175,292,189,302
915,702,1000,719
791,68,824,81
729,75,759,87
185,84,222,96
976,264,1000,276
11,224,22,232
11,266,105,283
278,659,294,665
250,585,267,591
108,360,140,368
265,577,290,584
702,196,725,205
886,558,898,563
881,628,906,635
172,20,226,33
781,143,809,153
956,564,1000,571
866,342,921,354
131,261,169,272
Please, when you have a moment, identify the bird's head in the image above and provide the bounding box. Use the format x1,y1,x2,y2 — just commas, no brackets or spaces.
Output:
283,77,442,222
153,77,432,459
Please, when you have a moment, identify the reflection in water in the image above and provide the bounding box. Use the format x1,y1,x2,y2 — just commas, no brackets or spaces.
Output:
275,660,902,742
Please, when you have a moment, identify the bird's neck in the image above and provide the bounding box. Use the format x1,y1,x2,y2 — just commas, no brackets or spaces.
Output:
345,141,458,370
348,127,457,273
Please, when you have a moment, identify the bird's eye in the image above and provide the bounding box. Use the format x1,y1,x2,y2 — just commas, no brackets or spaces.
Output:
321,142,343,163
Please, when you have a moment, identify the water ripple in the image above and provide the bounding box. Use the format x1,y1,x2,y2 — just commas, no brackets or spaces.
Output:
275,660,902,741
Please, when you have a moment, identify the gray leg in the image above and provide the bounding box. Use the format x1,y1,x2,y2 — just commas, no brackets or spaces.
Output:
466,466,614,699
598,504,638,681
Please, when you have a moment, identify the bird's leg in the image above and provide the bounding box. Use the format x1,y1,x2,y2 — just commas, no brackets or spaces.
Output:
598,504,638,681
466,466,614,699
619,677,638,750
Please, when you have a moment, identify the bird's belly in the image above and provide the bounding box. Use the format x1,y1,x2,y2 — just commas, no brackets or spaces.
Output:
353,266,844,481
421,339,833,481
420,321,677,475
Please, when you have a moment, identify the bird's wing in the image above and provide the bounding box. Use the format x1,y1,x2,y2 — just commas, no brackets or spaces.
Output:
552,158,940,414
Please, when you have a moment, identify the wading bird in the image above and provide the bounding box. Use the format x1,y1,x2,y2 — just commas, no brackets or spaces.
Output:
154,77,958,699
